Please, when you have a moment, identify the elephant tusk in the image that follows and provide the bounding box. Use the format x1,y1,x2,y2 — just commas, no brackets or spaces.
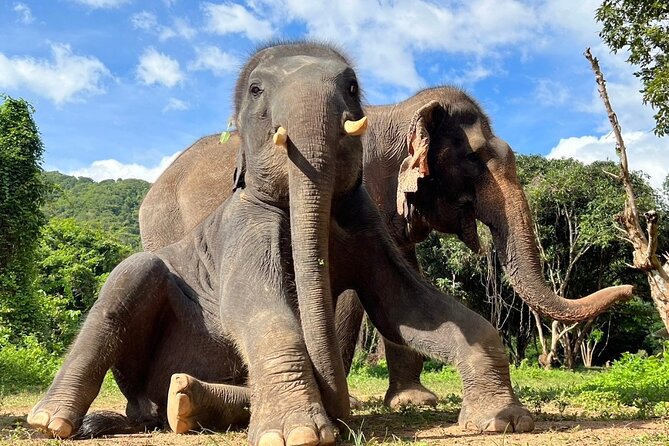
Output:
273,126,287,147
344,116,368,136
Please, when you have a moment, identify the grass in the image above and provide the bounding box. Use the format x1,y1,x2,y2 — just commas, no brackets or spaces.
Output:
2,352,669,444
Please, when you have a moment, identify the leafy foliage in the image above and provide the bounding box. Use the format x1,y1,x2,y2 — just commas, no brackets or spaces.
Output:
34,218,133,352
576,349,669,416
596,1,669,136
416,155,668,366
42,171,150,250
0,96,48,341
0,97,141,392
0,336,59,393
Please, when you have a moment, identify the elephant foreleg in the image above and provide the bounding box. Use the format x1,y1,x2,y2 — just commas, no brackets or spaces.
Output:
357,249,533,432
230,309,336,446
28,252,176,438
166,290,365,434
338,189,534,433
335,289,364,376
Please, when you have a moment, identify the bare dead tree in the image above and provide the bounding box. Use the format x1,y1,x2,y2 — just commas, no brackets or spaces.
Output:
585,48,669,331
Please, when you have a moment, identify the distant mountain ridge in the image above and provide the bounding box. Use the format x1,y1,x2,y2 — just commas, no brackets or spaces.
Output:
42,171,151,249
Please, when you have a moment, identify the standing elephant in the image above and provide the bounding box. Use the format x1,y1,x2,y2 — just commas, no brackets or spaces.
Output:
140,86,634,411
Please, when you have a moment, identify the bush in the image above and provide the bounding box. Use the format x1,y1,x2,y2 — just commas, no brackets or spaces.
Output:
576,349,669,416
0,336,59,393
34,218,133,353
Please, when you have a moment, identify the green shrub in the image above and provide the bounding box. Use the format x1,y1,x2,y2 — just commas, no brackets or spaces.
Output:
575,349,669,416
0,336,59,393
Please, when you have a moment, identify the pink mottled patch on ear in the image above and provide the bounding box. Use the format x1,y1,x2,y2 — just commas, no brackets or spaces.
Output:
396,100,440,216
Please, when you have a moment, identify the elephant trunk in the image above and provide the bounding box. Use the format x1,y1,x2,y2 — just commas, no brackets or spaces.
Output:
476,139,633,322
277,85,350,419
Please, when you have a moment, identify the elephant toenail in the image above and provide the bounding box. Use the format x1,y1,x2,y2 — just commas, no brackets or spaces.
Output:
48,418,73,438
27,411,50,427
258,430,285,446
286,426,319,446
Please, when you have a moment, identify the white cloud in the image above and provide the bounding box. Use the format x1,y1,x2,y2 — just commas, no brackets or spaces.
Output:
534,79,571,107
136,47,184,87
247,0,544,90
203,2,274,41
444,61,497,88
538,0,601,43
13,2,34,24
0,43,109,104
188,45,239,76
162,97,189,112
131,11,196,41
67,152,181,182
159,18,196,40
70,0,132,9
547,132,669,190
130,11,157,30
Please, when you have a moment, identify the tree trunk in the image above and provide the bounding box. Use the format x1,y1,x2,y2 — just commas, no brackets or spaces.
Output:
585,48,669,332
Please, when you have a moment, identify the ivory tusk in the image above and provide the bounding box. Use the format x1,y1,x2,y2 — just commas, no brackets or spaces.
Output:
273,126,287,146
344,116,368,136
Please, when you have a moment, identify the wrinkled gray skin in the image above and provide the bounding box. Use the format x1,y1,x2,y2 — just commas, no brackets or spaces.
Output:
140,87,634,415
29,43,541,444
29,42,363,445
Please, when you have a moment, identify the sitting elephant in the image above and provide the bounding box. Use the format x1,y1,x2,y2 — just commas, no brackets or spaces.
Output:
140,88,635,411
29,42,541,444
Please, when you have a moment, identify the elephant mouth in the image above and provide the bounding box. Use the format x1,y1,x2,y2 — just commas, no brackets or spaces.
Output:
458,205,481,253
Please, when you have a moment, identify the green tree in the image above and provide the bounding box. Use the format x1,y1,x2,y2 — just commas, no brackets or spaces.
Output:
35,217,132,352
42,171,150,250
520,156,664,367
415,155,666,367
0,96,48,340
596,1,669,135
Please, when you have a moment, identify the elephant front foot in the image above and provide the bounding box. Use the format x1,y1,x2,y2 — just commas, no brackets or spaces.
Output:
249,401,336,446
458,398,534,433
28,399,83,438
167,373,250,434
383,382,437,409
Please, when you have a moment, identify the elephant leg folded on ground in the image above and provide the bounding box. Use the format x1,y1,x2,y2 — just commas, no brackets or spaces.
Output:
167,289,364,434
27,252,250,438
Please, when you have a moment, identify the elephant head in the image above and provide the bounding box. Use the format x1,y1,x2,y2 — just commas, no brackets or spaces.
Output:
232,42,367,418
393,87,633,322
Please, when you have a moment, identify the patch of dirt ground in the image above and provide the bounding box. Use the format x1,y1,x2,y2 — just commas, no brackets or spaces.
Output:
2,402,669,446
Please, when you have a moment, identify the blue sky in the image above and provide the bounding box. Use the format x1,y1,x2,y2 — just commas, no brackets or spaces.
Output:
1,0,667,188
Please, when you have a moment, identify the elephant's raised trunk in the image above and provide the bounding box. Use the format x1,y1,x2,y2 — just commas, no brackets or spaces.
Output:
276,84,351,419
476,139,634,322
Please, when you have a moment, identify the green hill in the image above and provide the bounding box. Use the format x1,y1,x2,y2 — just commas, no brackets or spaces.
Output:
42,171,150,250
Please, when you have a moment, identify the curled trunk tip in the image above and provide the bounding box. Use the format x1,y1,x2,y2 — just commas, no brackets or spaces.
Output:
508,274,635,322
545,284,635,322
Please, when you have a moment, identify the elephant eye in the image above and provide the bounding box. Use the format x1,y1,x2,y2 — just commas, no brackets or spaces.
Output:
349,81,358,96
249,83,263,97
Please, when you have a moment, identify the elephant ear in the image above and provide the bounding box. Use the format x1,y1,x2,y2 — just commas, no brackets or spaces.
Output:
396,100,441,216
232,144,246,192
